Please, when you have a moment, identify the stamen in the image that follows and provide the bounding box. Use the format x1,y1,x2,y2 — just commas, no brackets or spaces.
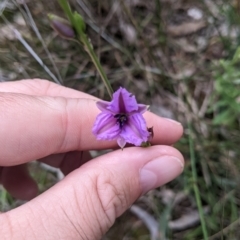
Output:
114,113,128,129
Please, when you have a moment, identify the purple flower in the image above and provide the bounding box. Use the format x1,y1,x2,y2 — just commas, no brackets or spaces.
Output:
92,87,150,148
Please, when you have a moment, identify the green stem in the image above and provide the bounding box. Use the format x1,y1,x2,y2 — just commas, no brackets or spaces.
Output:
58,0,75,26
188,122,208,240
58,0,113,98
80,34,113,98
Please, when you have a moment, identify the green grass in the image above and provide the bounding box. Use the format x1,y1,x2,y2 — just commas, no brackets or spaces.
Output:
1,0,240,239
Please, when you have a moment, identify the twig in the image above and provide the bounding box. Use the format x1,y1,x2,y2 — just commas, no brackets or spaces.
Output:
169,206,210,231
21,2,63,84
130,205,161,240
40,163,64,181
13,29,62,85
1,14,61,84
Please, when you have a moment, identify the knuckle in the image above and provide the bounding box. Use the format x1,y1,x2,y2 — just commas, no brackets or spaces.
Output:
56,98,82,150
95,169,129,225
21,79,53,94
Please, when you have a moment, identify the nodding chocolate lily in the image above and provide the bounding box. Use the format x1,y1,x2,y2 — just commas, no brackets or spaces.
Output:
92,87,150,149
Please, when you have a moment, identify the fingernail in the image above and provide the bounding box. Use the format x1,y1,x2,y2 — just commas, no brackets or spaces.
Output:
140,156,183,194
165,118,182,125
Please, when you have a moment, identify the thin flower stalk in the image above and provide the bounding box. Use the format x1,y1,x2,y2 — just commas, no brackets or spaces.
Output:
58,0,113,98
79,34,113,98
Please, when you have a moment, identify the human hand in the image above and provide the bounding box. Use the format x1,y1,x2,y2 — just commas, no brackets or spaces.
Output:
0,79,184,240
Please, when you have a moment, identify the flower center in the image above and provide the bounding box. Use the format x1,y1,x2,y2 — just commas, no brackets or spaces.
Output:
114,113,128,129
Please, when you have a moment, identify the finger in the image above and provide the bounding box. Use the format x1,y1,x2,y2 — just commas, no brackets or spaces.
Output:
0,145,184,239
1,164,38,200
0,92,183,166
0,79,97,99
0,80,183,140
39,151,92,175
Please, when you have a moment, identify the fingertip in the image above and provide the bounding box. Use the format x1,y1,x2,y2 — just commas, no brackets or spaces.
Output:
140,155,184,194
145,112,184,145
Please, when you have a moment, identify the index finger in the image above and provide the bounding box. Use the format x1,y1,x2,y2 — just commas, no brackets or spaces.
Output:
0,79,98,99
0,80,183,166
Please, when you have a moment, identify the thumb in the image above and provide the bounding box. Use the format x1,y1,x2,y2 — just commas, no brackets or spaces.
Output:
1,146,184,240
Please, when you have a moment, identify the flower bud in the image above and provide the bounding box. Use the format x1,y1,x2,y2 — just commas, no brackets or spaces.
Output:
48,14,75,39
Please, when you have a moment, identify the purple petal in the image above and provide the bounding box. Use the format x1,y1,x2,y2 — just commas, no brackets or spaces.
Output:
96,101,113,114
107,87,139,113
137,104,149,114
120,113,149,146
117,137,126,149
92,113,120,140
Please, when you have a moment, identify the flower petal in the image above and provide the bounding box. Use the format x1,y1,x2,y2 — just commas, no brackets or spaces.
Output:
107,87,139,113
137,104,149,114
120,113,149,146
96,101,113,114
117,137,126,149
92,113,120,140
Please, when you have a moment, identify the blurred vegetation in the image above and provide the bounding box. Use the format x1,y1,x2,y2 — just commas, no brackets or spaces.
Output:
1,0,240,239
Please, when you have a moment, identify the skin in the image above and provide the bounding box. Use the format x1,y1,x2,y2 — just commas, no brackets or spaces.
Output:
0,79,184,240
